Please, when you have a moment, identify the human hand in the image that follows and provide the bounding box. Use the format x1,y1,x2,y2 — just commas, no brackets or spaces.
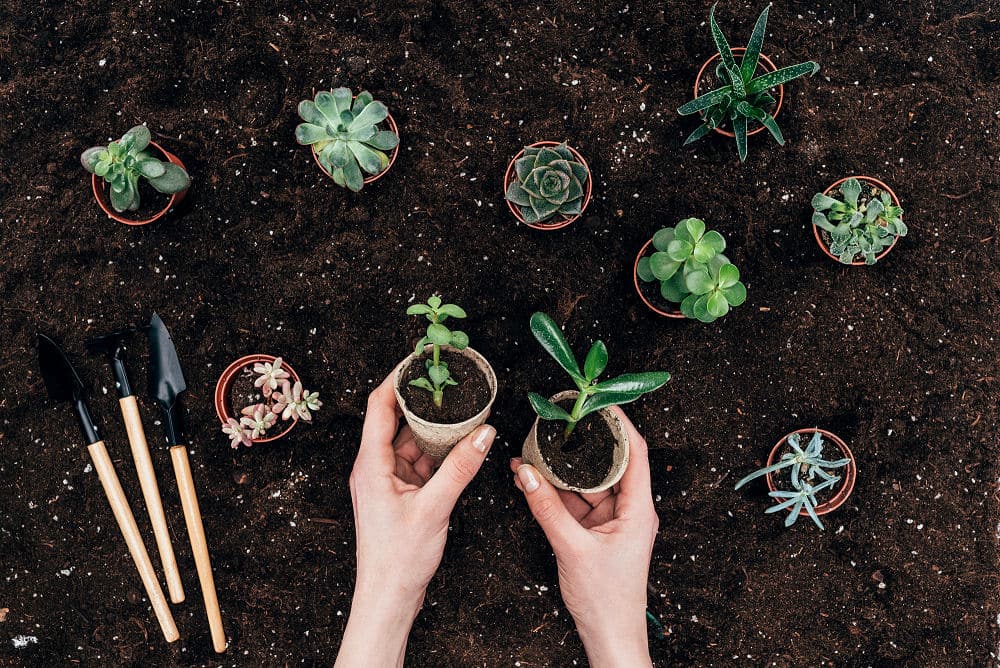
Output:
336,372,496,668
511,407,657,668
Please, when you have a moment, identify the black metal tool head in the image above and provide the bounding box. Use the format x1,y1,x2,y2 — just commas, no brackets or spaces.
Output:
85,327,138,397
37,333,100,444
147,313,187,445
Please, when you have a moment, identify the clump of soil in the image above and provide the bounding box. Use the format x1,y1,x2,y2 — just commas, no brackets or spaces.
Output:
537,400,615,489
400,350,491,423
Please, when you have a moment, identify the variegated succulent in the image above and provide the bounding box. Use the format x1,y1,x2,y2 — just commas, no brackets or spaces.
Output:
221,358,322,447
812,178,907,264
505,142,589,225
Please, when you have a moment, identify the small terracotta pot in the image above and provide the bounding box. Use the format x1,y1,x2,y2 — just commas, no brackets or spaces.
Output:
522,390,630,494
394,345,498,459
92,141,188,226
504,141,593,231
813,176,902,266
693,47,784,138
765,428,857,517
311,111,399,186
633,237,686,319
215,354,301,443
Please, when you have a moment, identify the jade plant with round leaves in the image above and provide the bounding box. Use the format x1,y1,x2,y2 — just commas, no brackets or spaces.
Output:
637,218,747,323
406,295,470,408
505,142,589,225
294,88,399,192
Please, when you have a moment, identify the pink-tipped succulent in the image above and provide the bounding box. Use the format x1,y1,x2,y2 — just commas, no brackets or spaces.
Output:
223,418,252,449
240,403,277,439
221,356,322,447
253,357,290,398
278,381,323,421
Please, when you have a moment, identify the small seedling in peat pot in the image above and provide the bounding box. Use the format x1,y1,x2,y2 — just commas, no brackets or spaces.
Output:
812,177,907,265
505,142,590,226
677,3,820,162
406,296,470,408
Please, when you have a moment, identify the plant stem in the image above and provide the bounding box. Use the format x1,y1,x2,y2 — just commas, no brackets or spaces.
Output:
563,391,588,438
432,388,443,408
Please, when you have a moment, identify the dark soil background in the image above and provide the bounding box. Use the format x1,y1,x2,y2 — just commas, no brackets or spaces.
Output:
1,1,998,666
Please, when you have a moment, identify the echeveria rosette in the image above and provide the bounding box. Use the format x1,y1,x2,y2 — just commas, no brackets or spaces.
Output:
505,143,589,225
81,125,191,213
295,88,399,192
812,178,907,265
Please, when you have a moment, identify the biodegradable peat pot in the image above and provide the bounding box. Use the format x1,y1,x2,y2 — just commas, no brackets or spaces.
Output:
693,47,784,138
92,141,189,226
310,111,399,186
813,176,902,266
503,141,593,231
394,345,498,459
214,354,301,443
633,237,685,319
766,428,857,517
522,390,630,494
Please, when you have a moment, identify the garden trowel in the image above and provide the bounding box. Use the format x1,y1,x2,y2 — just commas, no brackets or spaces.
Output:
147,312,227,653
36,333,179,644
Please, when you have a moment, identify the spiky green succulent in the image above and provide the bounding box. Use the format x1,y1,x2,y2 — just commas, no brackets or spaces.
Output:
505,142,589,225
295,88,399,192
81,125,190,213
677,3,820,162
812,178,907,265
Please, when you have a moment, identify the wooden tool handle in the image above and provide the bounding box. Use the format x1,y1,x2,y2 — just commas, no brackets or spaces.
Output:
120,396,185,604
171,445,227,653
87,441,179,644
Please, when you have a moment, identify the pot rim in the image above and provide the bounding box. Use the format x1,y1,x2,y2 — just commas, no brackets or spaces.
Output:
633,237,686,319
813,175,902,266
393,345,498,428
693,47,784,138
214,354,301,443
765,427,857,516
91,140,188,226
310,110,400,186
503,140,593,231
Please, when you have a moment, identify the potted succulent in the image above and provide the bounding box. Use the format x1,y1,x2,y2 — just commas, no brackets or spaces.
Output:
504,141,591,230
214,355,322,447
812,176,907,265
393,295,498,459
295,88,400,192
677,3,820,162
735,428,857,529
81,125,191,225
634,218,747,322
523,312,670,493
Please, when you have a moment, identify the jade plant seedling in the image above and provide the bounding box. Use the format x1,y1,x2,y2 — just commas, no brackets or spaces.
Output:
734,431,850,529
812,178,907,264
637,218,747,323
528,312,670,437
81,125,190,213
505,143,589,225
295,88,399,192
677,3,820,161
221,357,322,448
407,296,470,407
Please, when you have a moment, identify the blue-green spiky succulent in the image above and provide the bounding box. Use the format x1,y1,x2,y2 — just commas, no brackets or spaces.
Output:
505,143,589,225
295,88,399,192
812,178,907,264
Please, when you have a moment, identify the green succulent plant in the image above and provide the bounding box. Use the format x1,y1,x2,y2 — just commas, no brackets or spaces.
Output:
677,3,820,162
637,218,747,323
295,88,399,192
812,178,907,264
407,295,470,407
81,125,190,213
505,142,589,225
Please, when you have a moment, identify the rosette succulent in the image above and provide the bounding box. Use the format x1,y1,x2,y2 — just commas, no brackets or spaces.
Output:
295,88,399,192
81,125,190,213
505,142,589,225
812,178,907,264
407,295,470,407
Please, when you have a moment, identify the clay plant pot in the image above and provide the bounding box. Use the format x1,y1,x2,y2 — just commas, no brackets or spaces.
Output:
813,176,902,266
92,140,189,226
522,390,630,494
693,47,784,138
311,111,399,187
393,345,498,459
765,428,857,517
214,354,301,444
503,141,593,231
633,237,685,319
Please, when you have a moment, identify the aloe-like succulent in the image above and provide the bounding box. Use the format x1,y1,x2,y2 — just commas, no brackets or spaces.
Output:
637,218,747,323
812,178,907,264
81,125,190,213
407,295,470,407
295,88,399,192
677,3,820,162
505,142,589,225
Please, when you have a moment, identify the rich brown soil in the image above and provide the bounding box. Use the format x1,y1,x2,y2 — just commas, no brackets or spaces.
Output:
400,350,492,423
537,400,615,489
226,365,262,417
1,1,997,666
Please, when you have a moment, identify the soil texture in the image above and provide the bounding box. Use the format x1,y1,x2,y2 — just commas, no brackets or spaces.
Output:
537,402,615,489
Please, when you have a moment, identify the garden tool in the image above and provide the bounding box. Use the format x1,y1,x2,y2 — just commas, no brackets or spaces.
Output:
87,328,185,604
147,313,227,653
36,334,179,644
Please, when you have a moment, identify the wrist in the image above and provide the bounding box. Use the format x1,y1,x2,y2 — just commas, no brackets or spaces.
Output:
336,581,424,668
576,616,651,668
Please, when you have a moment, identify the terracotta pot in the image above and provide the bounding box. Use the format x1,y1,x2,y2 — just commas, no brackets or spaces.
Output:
813,176,902,266
311,111,399,186
504,141,593,231
92,141,188,226
633,237,686,319
693,47,784,138
394,345,498,459
522,390,629,494
765,428,857,517
214,354,300,443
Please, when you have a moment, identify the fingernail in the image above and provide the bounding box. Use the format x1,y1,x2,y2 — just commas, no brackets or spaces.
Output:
517,464,539,493
472,425,495,453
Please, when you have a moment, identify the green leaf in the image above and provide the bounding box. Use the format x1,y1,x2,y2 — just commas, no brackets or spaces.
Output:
530,195,560,222
661,272,689,303
342,157,364,192
449,330,469,349
331,88,353,115
110,176,138,212
122,125,151,152
746,61,820,95
583,341,608,381
529,393,574,422
438,304,466,319
637,256,655,283
147,163,190,194
529,312,583,382
650,252,681,281
652,227,675,251
368,130,399,151
685,269,715,295
718,263,740,288
136,159,166,179
701,230,726,255
428,364,452,387
741,3,770,82
353,90,373,111
706,291,730,318
812,193,839,211
409,377,435,392
734,114,748,162
406,304,432,315
505,181,531,207
678,217,705,242
667,239,694,262
841,178,862,208
683,123,711,145
693,295,715,323
728,64,746,97
708,3,736,71
680,293,699,319
677,86,734,115
81,146,105,172
427,295,442,309
427,323,451,345
594,371,671,394
349,100,389,131
348,142,388,175
757,111,785,145
295,123,328,145
314,91,341,123
297,99,326,125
